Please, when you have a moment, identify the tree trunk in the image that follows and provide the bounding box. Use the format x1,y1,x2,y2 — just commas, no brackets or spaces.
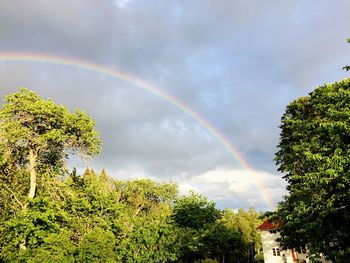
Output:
21,148,37,251
28,148,37,200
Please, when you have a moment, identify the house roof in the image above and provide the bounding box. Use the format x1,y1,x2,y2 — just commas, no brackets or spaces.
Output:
257,220,283,230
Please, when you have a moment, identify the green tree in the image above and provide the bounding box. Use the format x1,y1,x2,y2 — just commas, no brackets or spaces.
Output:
275,79,350,261
0,197,75,261
113,179,179,262
201,222,243,263
221,209,263,262
172,192,220,230
0,88,101,259
0,88,101,204
172,192,222,262
77,227,117,263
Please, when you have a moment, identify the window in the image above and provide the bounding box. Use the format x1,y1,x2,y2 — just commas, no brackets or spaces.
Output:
272,248,281,256
269,230,277,234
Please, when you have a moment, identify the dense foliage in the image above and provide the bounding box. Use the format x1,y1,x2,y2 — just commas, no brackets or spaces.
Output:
0,89,264,262
0,87,101,205
275,78,350,262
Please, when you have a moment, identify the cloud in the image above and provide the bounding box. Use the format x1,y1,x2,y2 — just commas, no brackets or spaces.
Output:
113,0,134,9
176,168,286,210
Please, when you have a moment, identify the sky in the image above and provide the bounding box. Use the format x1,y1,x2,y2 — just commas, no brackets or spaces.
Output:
0,0,349,211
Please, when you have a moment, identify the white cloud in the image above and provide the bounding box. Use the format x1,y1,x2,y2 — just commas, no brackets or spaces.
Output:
177,182,201,196
110,168,153,181
176,168,287,210
113,0,134,9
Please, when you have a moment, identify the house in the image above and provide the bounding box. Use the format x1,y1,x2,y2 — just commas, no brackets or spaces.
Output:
257,220,331,263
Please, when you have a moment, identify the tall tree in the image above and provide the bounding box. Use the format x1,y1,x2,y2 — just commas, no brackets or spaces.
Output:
0,88,101,203
172,192,222,262
275,79,350,261
221,208,263,262
114,179,179,262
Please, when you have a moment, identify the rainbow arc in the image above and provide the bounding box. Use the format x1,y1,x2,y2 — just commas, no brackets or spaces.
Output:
0,52,276,209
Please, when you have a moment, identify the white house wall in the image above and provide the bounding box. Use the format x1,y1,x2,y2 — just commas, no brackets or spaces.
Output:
260,230,294,263
259,230,332,263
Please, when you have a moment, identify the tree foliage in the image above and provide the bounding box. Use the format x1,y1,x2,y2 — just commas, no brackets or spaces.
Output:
221,208,263,261
171,193,261,263
172,192,220,230
0,88,101,203
0,88,264,262
275,79,350,261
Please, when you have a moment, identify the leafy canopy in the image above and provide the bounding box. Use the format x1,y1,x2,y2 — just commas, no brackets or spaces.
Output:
275,78,350,261
0,87,101,167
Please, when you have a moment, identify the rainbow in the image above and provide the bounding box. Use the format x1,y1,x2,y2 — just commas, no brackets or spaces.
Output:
0,52,276,209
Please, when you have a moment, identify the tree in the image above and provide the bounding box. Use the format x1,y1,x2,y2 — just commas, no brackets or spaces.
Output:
77,227,117,262
275,79,350,261
0,197,75,261
221,209,263,262
172,193,222,262
0,88,101,204
172,192,220,230
113,179,179,262
201,221,243,263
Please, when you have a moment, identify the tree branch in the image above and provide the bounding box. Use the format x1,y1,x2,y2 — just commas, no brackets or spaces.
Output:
342,65,350,71
4,183,25,210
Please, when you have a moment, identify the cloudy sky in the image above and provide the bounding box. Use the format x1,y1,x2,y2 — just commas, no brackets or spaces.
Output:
0,0,349,210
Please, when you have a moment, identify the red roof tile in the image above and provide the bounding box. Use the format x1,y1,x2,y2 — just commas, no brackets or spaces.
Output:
257,220,283,230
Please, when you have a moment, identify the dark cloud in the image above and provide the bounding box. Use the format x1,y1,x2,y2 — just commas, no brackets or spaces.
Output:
0,0,349,209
